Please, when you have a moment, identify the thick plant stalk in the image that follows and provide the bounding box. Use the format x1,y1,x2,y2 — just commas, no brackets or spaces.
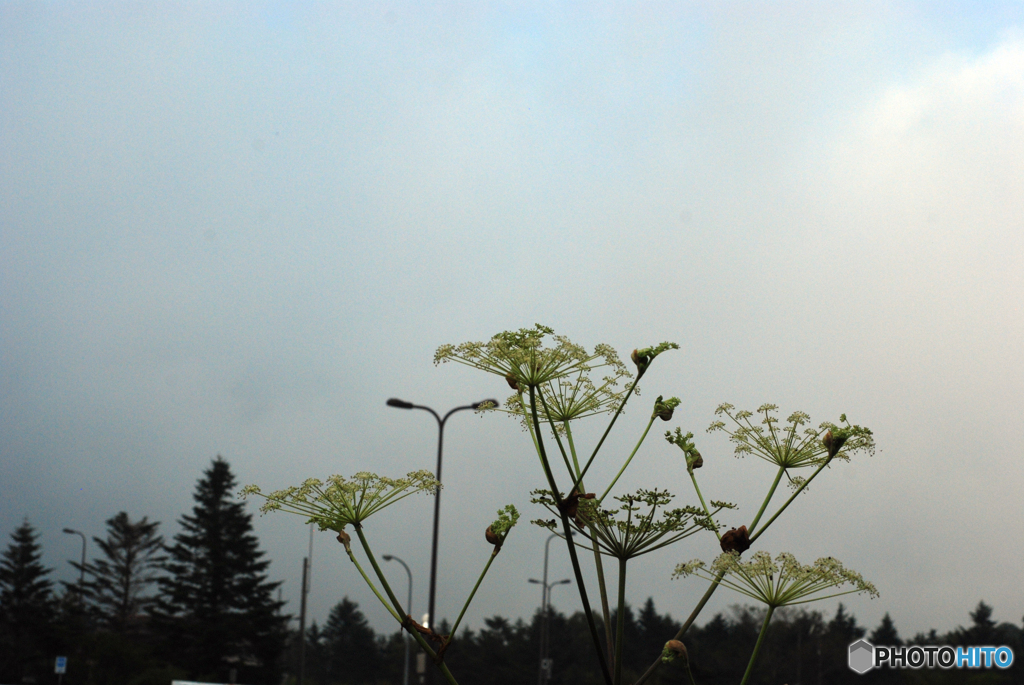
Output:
614,557,628,685
529,386,613,685
747,466,785,533
740,606,776,685
353,527,460,685
592,531,616,667
568,422,615,665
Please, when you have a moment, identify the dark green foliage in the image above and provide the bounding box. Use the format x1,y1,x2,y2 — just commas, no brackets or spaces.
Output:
871,612,902,645
70,511,166,633
0,519,57,683
151,457,289,685
322,597,381,684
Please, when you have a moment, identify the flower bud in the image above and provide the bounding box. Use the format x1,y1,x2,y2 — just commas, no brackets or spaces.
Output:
720,525,751,554
631,348,650,375
687,450,703,471
485,526,502,547
661,640,688,664
822,430,848,459
336,530,352,552
653,396,680,422
505,373,520,391
558,489,596,527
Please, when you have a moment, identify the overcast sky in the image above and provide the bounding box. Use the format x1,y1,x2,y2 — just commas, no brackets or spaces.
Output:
2,1,1023,648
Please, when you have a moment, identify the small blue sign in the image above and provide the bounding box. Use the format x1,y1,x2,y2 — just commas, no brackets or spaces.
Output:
55,657,67,674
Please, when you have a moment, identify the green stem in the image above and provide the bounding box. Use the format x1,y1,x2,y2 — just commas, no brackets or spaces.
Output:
591,530,615,667
449,548,499,638
530,387,611,685
529,385,563,502
570,438,614,664
633,571,726,685
343,538,402,623
614,557,628,685
572,439,614,667
688,471,721,541
572,373,643,492
356,532,460,679
523,392,553,484
599,414,656,503
538,389,578,479
560,510,614,685
565,422,582,478
406,627,457,685
748,466,785,533
346,531,459,685
354,527,407,621
749,457,832,544
740,606,776,685
683,656,698,685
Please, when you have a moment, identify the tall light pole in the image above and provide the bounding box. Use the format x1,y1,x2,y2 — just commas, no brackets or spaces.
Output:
529,577,571,685
62,528,87,599
383,555,413,685
386,395,498,683
529,532,572,685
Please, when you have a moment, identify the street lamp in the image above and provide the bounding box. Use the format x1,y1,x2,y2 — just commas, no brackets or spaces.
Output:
383,555,413,685
529,577,572,685
529,531,573,685
385,394,498,679
62,528,87,595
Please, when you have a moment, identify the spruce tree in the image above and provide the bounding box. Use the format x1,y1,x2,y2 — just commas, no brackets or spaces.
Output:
321,597,380,685
0,519,56,683
71,512,166,634
869,612,901,645
152,457,288,684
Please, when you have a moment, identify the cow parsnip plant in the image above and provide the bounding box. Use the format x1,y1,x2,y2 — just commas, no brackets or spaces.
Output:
243,325,875,685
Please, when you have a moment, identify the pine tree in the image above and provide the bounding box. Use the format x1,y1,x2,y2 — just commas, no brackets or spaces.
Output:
0,519,56,682
152,457,288,684
869,612,901,645
72,512,166,634
321,597,380,685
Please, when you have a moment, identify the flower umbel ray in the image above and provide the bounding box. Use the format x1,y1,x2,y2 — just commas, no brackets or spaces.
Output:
532,488,720,560
673,551,878,608
434,324,627,390
708,404,874,469
239,470,439,532
501,365,633,429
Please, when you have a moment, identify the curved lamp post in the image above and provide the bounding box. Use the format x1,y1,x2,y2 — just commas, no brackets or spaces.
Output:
62,528,87,595
529,577,572,685
383,555,413,685
386,395,498,683
529,532,573,685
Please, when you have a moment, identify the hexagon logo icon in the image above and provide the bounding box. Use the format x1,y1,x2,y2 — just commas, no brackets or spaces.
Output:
848,639,875,674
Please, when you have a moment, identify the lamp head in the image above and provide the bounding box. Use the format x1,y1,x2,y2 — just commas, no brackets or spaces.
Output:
386,398,414,409
382,554,394,561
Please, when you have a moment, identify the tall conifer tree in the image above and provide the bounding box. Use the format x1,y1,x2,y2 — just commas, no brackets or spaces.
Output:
0,519,56,682
70,512,166,634
152,457,288,684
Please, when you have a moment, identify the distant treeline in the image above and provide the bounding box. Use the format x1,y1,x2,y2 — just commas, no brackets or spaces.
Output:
292,596,1024,685
2,458,1021,685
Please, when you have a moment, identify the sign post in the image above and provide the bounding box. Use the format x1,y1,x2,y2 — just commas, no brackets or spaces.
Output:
55,656,67,685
